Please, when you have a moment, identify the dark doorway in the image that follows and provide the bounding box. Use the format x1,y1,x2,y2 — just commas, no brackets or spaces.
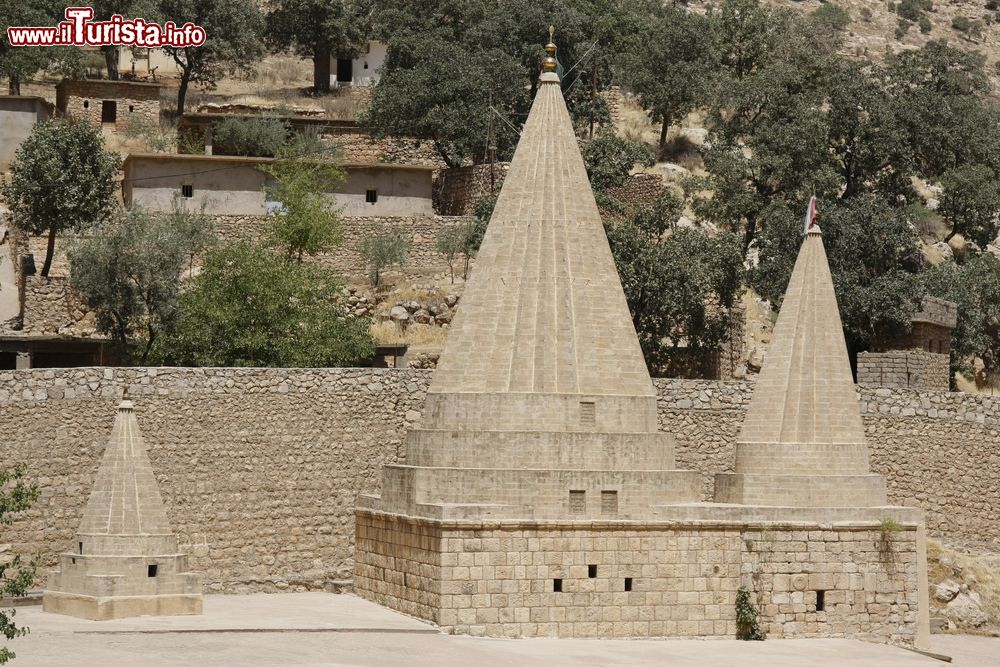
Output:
101,100,117,124
336,58,353,85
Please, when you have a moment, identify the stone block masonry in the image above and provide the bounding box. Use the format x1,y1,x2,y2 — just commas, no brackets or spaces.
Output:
857,351,950,390
0,369,997,591
355,514,920,642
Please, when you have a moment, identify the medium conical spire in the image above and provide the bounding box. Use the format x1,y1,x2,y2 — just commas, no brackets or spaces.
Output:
76,393,173,540
715,226,887,506
425,67,656,434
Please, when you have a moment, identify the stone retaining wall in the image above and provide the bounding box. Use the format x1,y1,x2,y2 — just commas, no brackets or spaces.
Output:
434,164,509,216
210,214,466,281
1,369,996,591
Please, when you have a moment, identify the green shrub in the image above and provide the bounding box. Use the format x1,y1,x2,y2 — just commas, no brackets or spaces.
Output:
736,586,766,641
812,3,851,31
919,16,932,33
952,15,972,32
212,114,290,157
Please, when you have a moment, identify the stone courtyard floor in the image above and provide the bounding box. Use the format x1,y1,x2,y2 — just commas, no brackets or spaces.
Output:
6,593,997,666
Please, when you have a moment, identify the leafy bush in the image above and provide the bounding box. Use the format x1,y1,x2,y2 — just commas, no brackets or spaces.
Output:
812,3,851,32
582,131,655,192
919,16,932,33
952,15,972,32
0,464,40,665
151,242,374,367
212,114,290,157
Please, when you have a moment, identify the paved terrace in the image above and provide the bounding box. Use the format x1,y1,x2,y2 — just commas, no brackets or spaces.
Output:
6,593,995,666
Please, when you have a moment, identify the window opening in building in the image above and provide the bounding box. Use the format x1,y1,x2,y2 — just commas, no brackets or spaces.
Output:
553,578,562,592
588,564,597,578
181,184,193,198
366,189,378,204
816,590,826,612
147,564,158,577
569,489,585,514
624,578,633,592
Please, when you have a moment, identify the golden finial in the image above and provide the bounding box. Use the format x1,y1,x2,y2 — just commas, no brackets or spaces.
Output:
542,25,558,73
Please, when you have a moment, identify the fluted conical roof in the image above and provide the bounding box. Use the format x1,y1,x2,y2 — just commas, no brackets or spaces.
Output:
738,226,867,448
427,72,654,429
77,397,173,536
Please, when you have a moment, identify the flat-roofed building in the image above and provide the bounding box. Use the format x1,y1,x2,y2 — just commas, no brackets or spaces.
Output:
122,153,435,217
0,95,52,172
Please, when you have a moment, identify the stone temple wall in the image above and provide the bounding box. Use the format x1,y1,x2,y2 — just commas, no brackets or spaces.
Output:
355,515,920,642
0,368,997,591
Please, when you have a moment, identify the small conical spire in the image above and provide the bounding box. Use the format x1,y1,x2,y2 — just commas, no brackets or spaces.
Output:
77,395,173,540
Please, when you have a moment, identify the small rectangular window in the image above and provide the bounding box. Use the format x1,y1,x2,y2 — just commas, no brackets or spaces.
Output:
580,400,595,426
588,564,597,578
816,589,825,612
624,577,633,592
147,564,158,578
78,541,83,554
569,489,586,514
553,578,562,592
366,189,378,204
181,184,193,198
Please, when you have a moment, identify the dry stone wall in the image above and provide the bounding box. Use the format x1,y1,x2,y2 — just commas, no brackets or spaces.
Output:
1,369,997,591
434,164,509,216
6,276,95,337
210,214,467,280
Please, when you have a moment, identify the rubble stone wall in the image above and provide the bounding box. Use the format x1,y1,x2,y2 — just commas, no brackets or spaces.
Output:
434,164,509,216
210,214,466,280
1,370,996,591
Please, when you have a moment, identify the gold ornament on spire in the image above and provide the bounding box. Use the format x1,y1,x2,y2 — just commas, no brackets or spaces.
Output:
542,25,558,73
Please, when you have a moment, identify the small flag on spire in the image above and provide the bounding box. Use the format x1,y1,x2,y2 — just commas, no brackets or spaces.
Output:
803,195,818,234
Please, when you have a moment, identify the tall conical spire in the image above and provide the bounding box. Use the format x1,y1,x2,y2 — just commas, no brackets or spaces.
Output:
715,226,887,506
76,393,173,539
424,47,656,434
358,32,701,523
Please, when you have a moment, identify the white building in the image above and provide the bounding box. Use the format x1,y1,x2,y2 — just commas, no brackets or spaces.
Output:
332,41,386,88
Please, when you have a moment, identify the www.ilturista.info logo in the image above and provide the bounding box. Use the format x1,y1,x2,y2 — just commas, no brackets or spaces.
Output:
7,7,205,48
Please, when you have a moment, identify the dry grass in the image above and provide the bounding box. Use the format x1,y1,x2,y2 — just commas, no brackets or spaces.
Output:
370,320,448,349
928,538,1000,634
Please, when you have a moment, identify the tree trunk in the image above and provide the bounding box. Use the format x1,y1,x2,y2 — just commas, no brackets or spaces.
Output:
658,115,669,153
103,46,120,80
314,41,332,94
177,69,191,115
8,75,20,95
40,227,57,278
944,227,958,243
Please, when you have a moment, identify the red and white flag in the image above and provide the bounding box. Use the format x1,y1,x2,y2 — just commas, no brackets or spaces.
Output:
803,195,818,234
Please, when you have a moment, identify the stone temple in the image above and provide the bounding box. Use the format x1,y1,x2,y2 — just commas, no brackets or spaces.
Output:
355,37,930,644
43,394,202,620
